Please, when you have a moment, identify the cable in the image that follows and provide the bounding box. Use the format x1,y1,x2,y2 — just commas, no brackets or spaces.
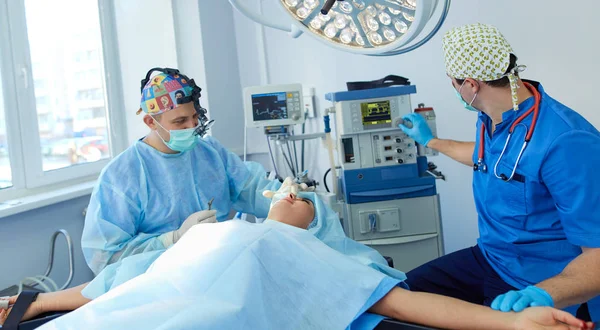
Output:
279,142,296,176
289,139,299,175
266,136,279,177
323,166,342,193
285,140,296,174
281,145,296,176
324,168,331,192
18,276,58,294
14,230,74,295
301,121,306,172
243,125,247,162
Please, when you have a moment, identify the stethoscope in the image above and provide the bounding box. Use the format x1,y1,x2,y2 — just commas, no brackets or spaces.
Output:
473,82,541,181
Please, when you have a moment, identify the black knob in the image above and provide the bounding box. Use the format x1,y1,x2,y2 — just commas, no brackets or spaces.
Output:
395,138,403,143
396,148,403,153
397,159,404,164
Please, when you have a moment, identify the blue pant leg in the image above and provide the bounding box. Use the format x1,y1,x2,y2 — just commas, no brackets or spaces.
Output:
405,246,488,304
474,245,518,306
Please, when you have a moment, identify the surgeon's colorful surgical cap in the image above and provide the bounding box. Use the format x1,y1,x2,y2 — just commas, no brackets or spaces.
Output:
136,73,195,116
442,23,526,111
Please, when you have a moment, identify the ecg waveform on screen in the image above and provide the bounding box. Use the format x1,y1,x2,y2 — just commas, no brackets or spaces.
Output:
252,93,288,121
254,108,286,119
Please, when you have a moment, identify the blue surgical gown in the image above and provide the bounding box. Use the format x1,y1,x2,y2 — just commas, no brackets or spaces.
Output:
82,136,280,276
473,80,600,317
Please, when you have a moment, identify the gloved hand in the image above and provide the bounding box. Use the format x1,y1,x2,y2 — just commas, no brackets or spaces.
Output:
262,177,315,199
398,113,435,146
491,286,554,313
159,209,217,247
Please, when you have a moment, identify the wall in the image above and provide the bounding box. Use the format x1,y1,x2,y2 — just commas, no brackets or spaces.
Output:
115,0,179,145
0,196,94,290
116,0,246,155
194,0,246,154
233,0,600,253
171,0,211,122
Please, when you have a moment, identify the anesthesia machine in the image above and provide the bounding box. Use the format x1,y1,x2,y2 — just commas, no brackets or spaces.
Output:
243,81,444,272
325,84,444,272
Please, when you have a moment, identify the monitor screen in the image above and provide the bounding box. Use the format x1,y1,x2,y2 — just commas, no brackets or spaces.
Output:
251,92,289,121
361,100,392,126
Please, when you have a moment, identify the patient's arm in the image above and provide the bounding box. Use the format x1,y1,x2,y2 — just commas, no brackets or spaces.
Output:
369,287,593,330
0,282,91,325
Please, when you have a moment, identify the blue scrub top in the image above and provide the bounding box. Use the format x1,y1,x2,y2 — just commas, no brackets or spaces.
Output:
473,81,600,295
82,135,281,276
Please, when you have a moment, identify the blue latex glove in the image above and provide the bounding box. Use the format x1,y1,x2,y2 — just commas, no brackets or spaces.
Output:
398,113,434,146
491,286,554,312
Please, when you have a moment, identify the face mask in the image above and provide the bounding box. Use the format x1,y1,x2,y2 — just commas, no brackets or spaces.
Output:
455,80,479,112
154,120,200,152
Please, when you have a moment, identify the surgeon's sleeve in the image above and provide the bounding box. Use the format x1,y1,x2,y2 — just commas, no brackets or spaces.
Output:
541,131,600,247
204,136,281,218
82,182,167,275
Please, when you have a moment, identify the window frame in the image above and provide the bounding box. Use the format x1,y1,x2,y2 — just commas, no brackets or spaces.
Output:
0,0,127,202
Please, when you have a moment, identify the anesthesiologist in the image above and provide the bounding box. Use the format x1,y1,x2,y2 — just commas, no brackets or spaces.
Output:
81,67,283,275
399,23,600,320
0,193,594,330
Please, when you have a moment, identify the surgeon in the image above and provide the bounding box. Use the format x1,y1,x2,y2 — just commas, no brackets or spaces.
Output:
398,23,600,320
81,67,286,276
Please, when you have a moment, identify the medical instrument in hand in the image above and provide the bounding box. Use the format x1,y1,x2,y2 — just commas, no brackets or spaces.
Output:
207,197,214,211
473,82,540,182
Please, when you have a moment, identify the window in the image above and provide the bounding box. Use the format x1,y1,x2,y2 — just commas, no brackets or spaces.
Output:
33,78,46,89
0,67,11,190
0,0,124,200
77,109,94,121
86,50,98,62
74,69,102,84
35,95,50,107
92,107,105,118
76,88,103,101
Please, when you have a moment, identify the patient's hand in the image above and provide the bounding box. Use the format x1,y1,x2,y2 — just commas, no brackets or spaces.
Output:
0,294,46,325
513,307,594,330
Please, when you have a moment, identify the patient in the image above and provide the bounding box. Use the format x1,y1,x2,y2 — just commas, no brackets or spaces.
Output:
0,193,594,330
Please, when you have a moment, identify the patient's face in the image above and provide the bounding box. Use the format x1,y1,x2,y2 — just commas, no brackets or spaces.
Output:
268,193,315,229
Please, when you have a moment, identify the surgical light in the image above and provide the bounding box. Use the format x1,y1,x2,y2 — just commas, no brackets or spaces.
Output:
229,0,451,56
